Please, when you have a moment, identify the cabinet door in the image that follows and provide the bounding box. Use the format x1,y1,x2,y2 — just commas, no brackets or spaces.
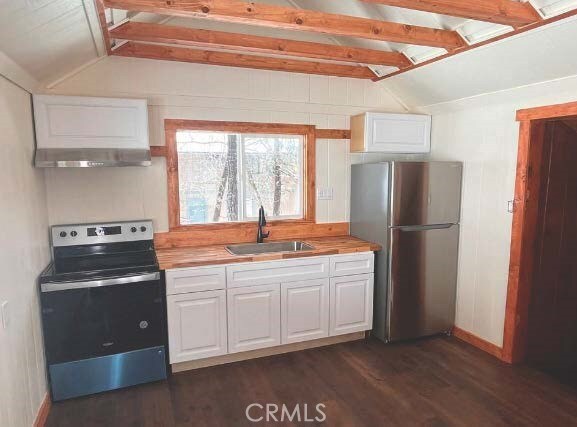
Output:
167,290,227,363
33,95,149,150
367,113,431,153
330,274,374,336
281,279,329,345
227,284,281,353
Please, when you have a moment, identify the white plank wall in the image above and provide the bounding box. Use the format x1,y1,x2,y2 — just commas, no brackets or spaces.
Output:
0,77,49,427
423,73,577,347
43,57,407,230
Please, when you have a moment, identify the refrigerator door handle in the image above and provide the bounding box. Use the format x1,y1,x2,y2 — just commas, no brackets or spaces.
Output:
390,223,455,232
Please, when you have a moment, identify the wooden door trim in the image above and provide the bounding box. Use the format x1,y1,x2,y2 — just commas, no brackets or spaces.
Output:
502,100,577,364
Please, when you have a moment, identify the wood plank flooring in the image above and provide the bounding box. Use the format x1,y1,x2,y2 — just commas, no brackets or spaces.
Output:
46,337,577,426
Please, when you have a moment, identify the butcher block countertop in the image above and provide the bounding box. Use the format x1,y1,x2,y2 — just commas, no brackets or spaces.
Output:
156,236,381,270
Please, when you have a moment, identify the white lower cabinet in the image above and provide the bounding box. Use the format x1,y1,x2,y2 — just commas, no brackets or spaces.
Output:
167,290,227,363
330,274,374,336
166,252,375,364
227,284,281,353
281,279,329,344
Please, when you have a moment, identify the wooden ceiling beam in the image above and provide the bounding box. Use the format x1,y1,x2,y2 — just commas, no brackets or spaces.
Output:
94,0,113,54
377,7,577,81
103,0,466,49
110,21,412,68
361,0,541,27
111,41,377,78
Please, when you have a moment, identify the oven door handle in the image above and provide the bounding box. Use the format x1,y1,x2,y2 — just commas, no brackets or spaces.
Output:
41,272,161,292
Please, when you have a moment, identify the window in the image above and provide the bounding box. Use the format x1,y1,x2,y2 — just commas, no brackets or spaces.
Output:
177,131,303,224
165,120,315,230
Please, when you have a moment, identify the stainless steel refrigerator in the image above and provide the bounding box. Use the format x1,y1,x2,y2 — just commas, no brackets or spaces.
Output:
351,161,462,342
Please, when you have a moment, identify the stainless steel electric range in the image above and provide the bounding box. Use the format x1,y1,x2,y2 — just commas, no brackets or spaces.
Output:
39,220,167,401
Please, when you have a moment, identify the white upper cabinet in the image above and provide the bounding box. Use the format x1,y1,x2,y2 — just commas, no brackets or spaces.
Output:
350,112,431,153
33,95,149,150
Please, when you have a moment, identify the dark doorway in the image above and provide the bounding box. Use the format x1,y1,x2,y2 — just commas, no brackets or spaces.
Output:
525,119,577,387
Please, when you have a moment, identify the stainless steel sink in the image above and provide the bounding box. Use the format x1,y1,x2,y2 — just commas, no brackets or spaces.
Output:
225,241,314,256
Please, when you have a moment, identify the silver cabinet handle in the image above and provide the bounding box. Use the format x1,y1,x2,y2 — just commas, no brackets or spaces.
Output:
41,272,160,292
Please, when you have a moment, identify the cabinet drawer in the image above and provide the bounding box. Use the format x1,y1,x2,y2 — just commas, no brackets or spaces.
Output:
330,253,374,277
166,266,226,295
226,257,329,288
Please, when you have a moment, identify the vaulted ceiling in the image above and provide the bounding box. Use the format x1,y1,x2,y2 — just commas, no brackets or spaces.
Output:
1,0,577,106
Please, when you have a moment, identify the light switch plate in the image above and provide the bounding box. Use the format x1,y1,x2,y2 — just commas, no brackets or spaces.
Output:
1,301,9,330
317,187,334,200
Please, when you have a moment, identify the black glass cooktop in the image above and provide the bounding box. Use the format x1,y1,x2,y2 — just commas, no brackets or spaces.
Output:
40,240,159,284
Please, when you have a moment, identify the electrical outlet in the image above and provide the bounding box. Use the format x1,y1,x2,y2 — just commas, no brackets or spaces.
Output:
317,188,334,201
1,301,9,330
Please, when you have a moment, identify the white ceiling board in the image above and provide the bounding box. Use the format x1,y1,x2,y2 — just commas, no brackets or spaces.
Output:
0,50,38,92
380,16,577,108
0,0,99,83
0,0,574,96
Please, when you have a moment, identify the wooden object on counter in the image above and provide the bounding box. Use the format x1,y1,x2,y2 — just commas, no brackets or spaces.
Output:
156,235,381,270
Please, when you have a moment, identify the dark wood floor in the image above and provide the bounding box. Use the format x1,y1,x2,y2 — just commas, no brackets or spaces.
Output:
46,337,577,427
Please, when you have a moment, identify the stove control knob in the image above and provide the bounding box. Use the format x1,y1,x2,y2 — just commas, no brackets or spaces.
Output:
59,231,67,238
70,231,78,237
131,227,137,233
140,226,147,232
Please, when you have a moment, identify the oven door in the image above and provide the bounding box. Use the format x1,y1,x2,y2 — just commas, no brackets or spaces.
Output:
40,272,165,364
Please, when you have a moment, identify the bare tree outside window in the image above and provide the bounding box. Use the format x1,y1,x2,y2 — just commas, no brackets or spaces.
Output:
176,130,303,224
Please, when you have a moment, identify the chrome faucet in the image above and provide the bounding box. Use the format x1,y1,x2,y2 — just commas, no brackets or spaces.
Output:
257,206,270,243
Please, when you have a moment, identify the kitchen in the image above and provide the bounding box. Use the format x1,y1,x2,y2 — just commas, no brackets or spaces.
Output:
3,1,577,426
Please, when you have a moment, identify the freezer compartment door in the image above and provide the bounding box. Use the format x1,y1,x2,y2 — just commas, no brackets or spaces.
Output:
388,224,459,342
391,161,462,226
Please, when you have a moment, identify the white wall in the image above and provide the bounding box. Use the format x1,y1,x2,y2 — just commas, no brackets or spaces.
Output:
43,57,407,230
422,74,577,347
0,76,49,426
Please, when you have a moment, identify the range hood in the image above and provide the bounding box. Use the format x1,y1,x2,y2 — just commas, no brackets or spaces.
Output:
33,95,151,168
